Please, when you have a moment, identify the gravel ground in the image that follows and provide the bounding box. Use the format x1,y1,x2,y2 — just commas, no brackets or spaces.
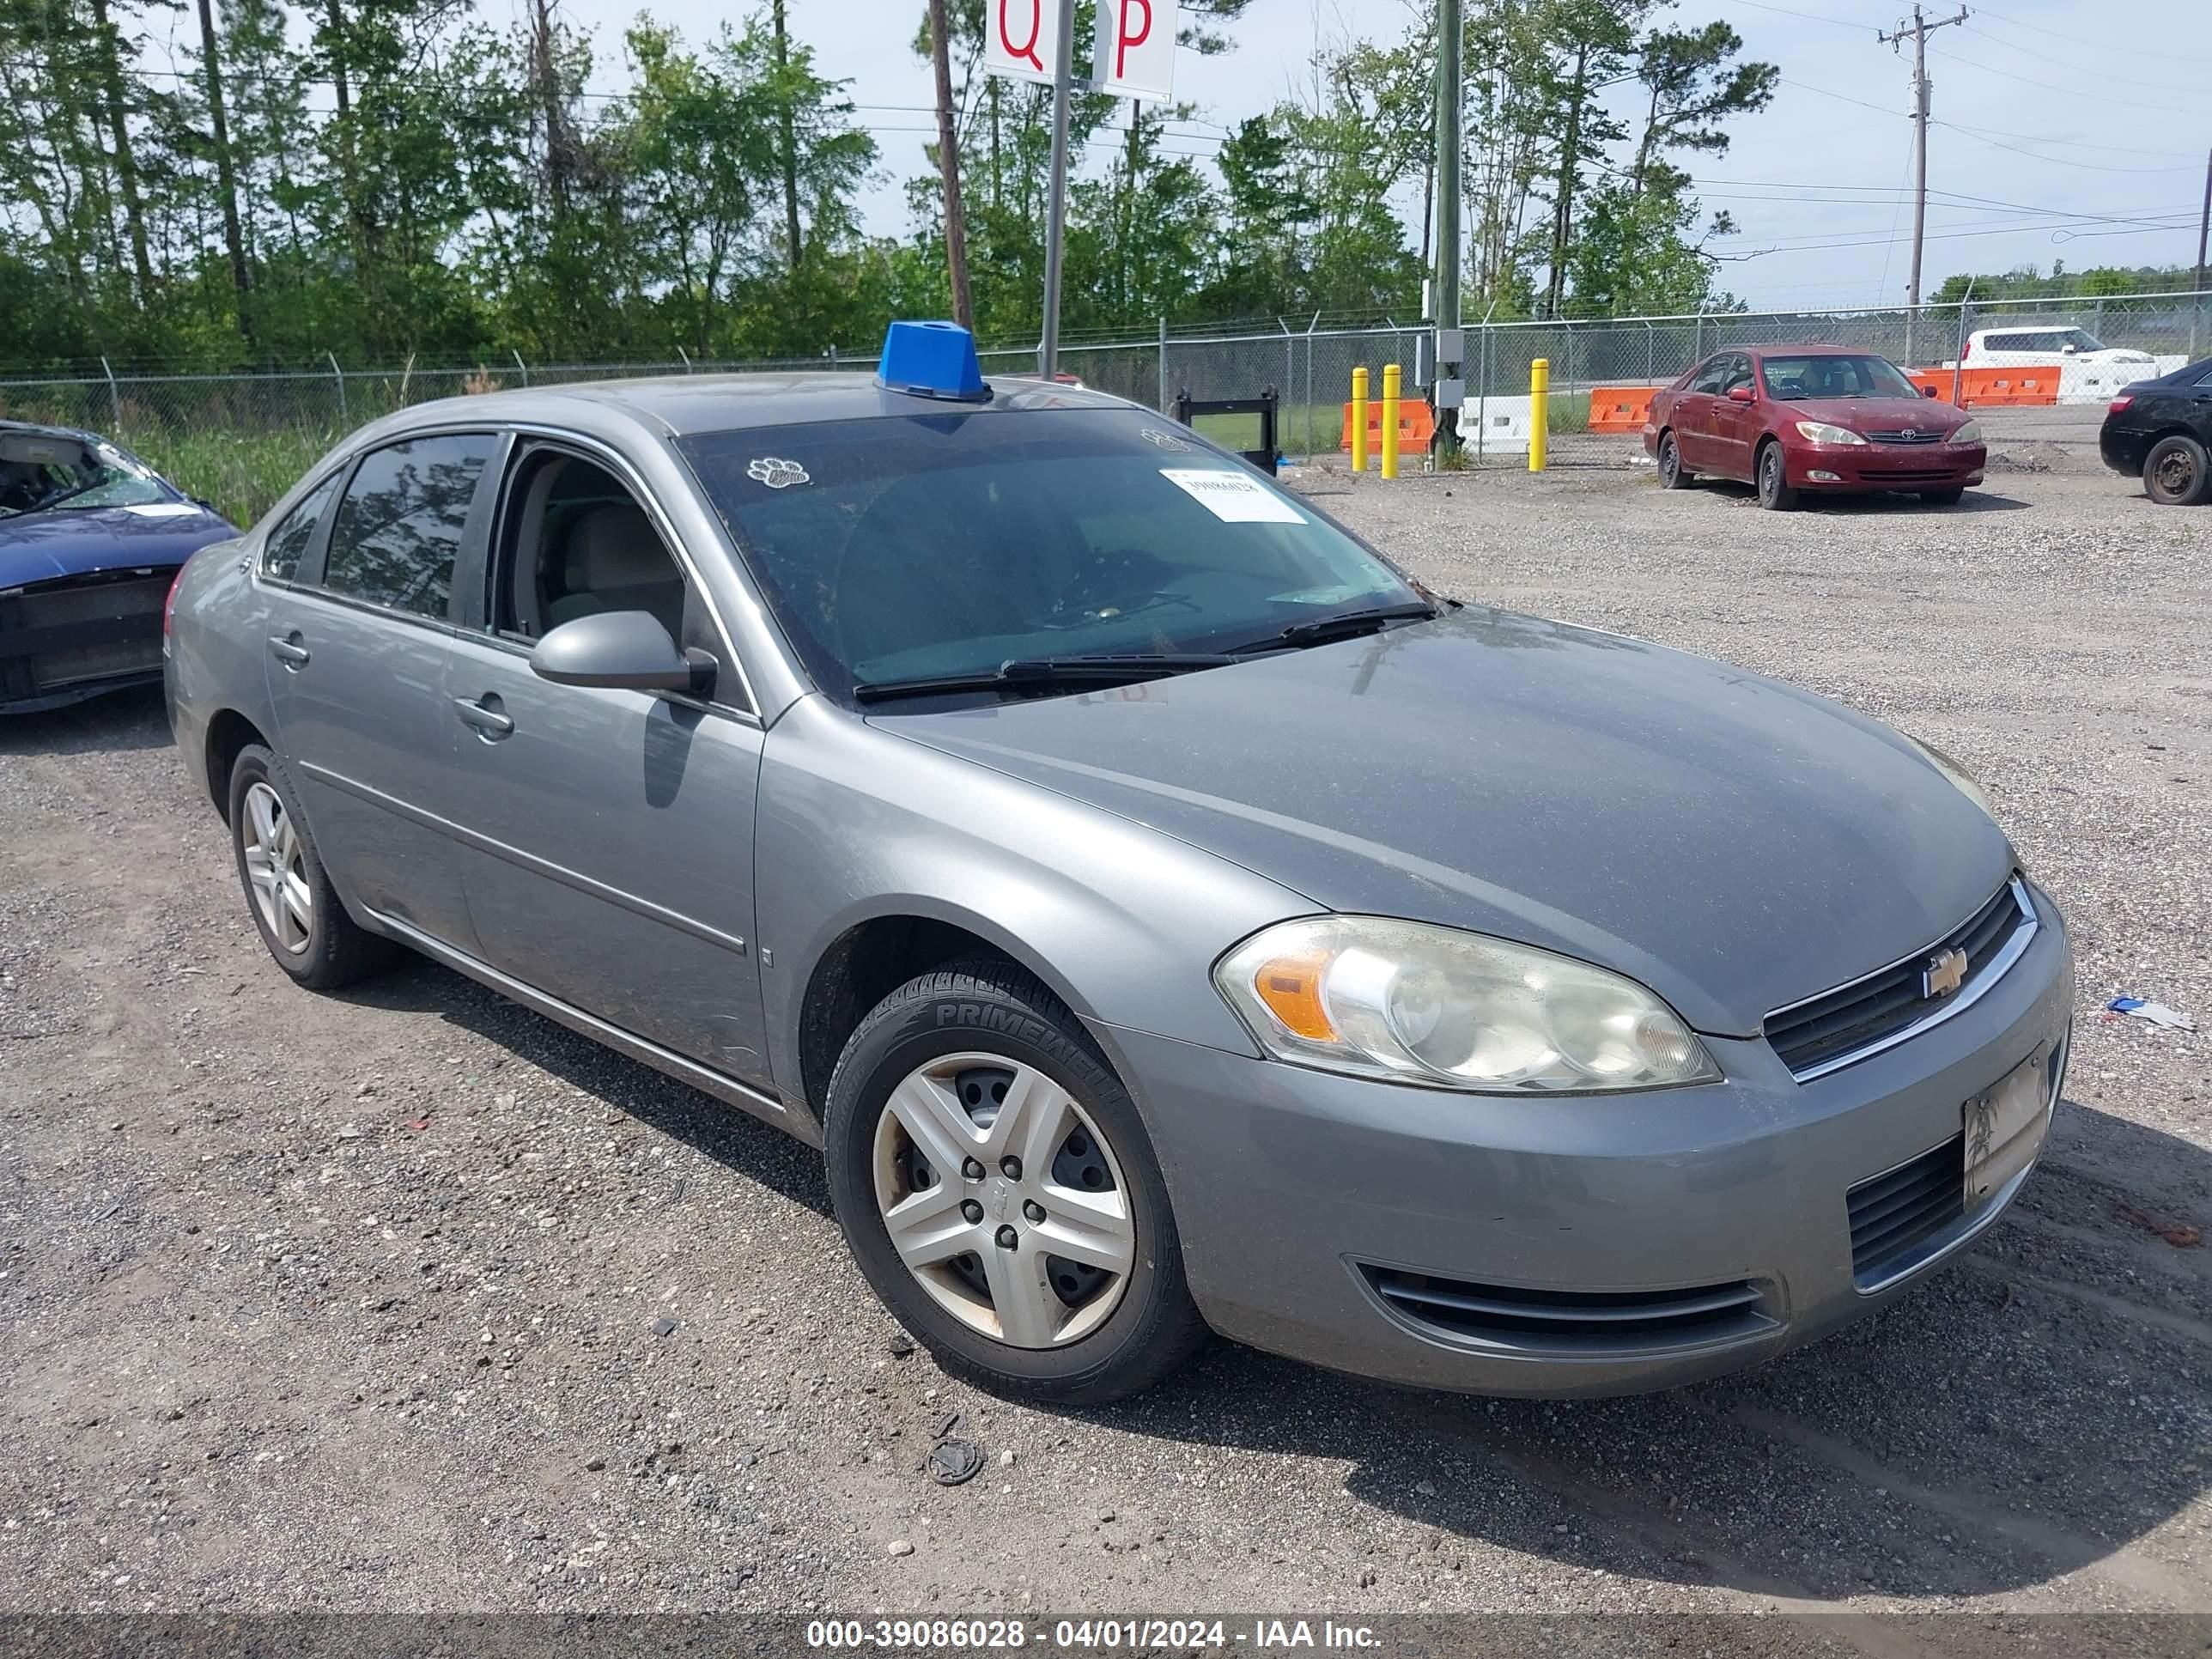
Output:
2,448,2209,1635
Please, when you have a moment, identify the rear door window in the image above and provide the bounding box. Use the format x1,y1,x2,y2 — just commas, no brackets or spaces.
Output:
262,473,341,582
321,434,496,621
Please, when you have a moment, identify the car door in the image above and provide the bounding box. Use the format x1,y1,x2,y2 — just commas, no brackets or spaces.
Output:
261,430,501,951
1709,354,1761,478
1671,355,1732,469
434,434,773,1088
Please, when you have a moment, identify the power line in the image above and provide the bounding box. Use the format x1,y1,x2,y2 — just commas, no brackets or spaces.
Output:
1925,44,2204,119
1955,21,2203,97
1968,1,2212,60
1931,121,2202,176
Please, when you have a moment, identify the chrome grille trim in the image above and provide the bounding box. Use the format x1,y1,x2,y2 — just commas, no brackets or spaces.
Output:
1767,878,2039,1083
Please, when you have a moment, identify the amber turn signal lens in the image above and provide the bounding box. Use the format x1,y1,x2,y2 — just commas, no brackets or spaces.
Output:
1252,948,1337,1042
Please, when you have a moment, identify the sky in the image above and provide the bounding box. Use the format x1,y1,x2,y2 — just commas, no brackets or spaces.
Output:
544,0,2209,314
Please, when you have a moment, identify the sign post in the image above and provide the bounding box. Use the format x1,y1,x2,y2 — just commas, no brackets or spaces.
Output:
987,0,1176,380
1037,0,1076,378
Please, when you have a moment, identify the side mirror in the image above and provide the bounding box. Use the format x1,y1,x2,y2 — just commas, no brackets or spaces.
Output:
530,610,715,697
1727,384,1755,404
1923,385,1940,398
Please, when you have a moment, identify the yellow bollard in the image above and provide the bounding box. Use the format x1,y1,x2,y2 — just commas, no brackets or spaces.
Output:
1350,367,1369,473
1528,357,1549,472
1381,363,1401,480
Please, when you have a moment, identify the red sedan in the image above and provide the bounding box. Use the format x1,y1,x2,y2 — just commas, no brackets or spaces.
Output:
1644,344,1985,509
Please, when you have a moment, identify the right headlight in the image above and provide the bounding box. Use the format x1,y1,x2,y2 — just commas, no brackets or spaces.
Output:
1212,916,1720,1094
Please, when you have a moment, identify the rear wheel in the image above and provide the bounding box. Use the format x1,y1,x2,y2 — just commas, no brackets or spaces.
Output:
1656,430,1694,489
228,744,396,990
823,959,1208,1404
2144,434,2212,507
1920,487,1966,506
1756,441,1797,511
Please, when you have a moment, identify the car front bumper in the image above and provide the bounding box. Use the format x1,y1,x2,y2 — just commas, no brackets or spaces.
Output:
1103,881,2072,1397
1,568,176,714
1789,443,1985,492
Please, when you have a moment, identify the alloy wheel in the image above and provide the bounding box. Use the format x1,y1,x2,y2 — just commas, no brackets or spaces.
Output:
241,780,313,954
872,1052,1134,1349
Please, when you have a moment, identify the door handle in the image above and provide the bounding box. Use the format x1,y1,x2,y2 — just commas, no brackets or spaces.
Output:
453,696,514,738
267,635,310,668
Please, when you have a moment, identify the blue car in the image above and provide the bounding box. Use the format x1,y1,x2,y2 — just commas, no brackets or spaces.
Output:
1,421,237,713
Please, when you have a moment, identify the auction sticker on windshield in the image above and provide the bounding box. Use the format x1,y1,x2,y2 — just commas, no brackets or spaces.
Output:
1159,467,1306,524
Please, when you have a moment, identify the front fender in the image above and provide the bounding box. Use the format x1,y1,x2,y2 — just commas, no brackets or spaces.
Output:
755,696,1310,1111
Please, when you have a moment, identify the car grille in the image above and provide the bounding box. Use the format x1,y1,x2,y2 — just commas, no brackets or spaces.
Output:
1864,428,1947,444
0,570,170,698
1765,878,2034,1079
1358,1264,1775,1353
1847,1135,1964,1287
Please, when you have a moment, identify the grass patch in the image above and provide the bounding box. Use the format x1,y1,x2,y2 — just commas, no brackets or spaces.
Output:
120,428,338,528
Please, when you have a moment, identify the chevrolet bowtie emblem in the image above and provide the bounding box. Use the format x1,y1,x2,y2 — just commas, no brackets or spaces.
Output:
1923,945,1968,999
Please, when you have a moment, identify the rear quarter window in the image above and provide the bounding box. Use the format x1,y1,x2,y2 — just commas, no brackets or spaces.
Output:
261,473,341,582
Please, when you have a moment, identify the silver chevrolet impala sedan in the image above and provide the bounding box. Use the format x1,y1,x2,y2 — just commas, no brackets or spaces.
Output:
165,325,2073,1404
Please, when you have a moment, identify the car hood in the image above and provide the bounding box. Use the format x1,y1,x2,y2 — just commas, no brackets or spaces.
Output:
872,607,2016,1037
0,501,236,588
1779,395,1969,434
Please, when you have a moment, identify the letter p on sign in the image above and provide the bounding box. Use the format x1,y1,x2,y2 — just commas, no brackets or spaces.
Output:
1094,0,1176,101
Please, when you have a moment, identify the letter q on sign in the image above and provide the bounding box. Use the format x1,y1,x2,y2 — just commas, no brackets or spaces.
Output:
983,0,1059,86
1093,0,1176,102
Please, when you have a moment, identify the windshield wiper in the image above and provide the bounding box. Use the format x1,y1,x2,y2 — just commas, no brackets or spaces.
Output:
1226,601,1438,655
21,479,109,514
853,653,1236,704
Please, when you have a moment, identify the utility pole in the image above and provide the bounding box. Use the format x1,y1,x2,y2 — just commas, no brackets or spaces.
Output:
1431,0,1462,461
1879,4,1968,313
2193,147,2210,357
1037,0,1076,377
926,0,973,328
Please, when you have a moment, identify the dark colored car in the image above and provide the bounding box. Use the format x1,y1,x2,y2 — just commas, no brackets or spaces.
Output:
1,421,237,713
1644,345,1985,511
2100,356,2212,506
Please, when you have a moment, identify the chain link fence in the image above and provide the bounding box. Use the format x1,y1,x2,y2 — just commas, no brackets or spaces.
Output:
3,290,2205,519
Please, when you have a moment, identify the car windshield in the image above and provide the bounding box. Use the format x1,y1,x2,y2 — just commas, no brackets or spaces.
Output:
677,409,1425,702
0,434,170,518
1759,355,1921,400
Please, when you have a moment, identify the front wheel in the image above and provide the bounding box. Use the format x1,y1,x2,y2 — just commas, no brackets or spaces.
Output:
823,959,1208,1404
1756,443,1798,511
1656,430,1694,489
2144,434,2212,507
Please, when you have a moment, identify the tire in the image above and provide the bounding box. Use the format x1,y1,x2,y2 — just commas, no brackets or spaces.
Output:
1656,429,1694,489
2143,434,2212,507
1756,441,1797,511
823,958,1209,1405
1919,487,1966,506
228,744,396,990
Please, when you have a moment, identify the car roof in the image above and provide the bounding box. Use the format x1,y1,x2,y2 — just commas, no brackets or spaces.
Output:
1741,343,1880,357
356,371,1138,443
0,417,101,445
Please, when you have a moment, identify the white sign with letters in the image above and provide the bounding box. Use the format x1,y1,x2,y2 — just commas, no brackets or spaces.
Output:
1093,0,1176,101
983,0,1062,87
1158,468,1305,524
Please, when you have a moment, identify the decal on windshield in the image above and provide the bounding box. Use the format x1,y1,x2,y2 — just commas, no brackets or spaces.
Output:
1138,428,1189,451
746,457,810,489
1158,467,1306,525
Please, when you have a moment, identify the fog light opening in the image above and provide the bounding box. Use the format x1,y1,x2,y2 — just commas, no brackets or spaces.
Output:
1807,469,1842,483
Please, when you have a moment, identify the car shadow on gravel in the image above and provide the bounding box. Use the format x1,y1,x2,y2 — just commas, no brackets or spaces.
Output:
0,684,172,755
1072,1097,2211,1604
1695,481,2032,514
337,956,835,1218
